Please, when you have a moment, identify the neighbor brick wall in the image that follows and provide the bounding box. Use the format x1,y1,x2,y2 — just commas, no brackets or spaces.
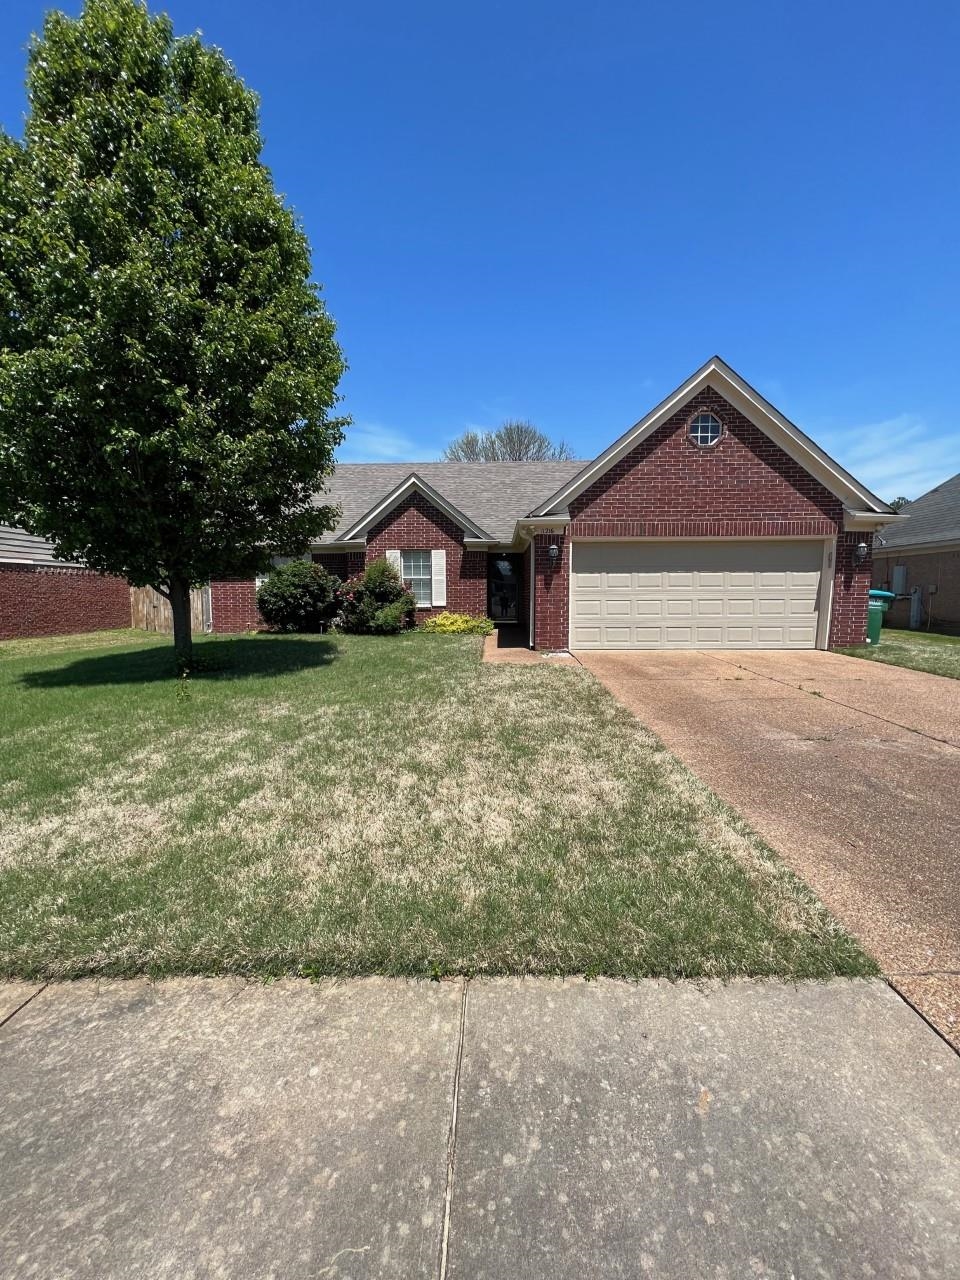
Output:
530,387,867,648
209,579,262,632
873,547,960,630
0,565,129,641
366,492,487,616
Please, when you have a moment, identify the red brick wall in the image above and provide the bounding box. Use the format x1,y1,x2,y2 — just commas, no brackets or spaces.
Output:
532,533,569,649
570,388,844,532
529,387,867,648
0,565,129,641
366,492,487,616
210,579,262,633
829,532,872,646
312,551,365,580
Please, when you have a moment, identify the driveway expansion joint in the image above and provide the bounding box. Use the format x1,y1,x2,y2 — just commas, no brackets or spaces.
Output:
886,978,960,1059
709,652,960,749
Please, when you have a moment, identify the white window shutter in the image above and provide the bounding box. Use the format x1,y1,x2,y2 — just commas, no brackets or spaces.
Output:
386,549,402,579
431,549,447,607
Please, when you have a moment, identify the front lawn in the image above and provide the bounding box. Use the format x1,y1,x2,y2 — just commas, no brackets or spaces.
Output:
838,627,960,680
0,630,873,980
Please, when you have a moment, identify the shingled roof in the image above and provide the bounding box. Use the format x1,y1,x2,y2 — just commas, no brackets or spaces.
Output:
312,461,584,544
878,471,960,550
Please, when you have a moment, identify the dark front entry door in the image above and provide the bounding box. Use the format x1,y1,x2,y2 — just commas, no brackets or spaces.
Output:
488,553,522,624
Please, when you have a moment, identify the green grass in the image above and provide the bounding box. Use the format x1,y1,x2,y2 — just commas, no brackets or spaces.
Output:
838,627,960,680
0,629,874,981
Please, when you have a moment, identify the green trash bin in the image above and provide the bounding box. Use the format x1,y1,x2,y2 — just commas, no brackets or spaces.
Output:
867,589,895,645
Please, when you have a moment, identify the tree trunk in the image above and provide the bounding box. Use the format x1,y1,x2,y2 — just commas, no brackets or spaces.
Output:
169,576,193,671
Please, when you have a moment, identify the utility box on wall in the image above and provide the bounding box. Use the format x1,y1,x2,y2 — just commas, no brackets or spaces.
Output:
891,564,907,596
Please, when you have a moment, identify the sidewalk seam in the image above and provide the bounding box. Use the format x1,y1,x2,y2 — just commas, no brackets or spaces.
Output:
438,978,468,1280
0,983,49,1032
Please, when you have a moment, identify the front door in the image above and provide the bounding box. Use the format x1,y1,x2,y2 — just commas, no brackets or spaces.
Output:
488,553,522,624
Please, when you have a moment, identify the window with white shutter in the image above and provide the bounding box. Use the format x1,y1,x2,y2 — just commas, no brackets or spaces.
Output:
431,549,447,607
401,550,432,606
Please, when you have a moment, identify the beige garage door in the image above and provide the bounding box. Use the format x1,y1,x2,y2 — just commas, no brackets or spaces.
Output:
570,541,824,649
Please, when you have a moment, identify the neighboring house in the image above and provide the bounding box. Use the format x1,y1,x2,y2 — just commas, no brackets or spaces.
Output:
872,471,960,630
0,525,129,641
212,357,899,650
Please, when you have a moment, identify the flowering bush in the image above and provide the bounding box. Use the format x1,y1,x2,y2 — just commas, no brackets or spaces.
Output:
256,561,342,632
338,557,415,635
421,611,494,635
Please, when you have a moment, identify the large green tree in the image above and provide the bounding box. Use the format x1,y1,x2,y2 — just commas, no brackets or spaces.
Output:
0,0,346,665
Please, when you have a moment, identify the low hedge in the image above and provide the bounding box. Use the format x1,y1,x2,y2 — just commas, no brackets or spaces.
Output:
421,611,495,635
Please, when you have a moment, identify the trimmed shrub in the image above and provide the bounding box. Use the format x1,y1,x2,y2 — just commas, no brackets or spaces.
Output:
256,561,341,632
421,611,494,635
339,557,415,635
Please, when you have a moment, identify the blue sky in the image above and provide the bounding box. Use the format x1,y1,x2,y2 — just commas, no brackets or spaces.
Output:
2,1,958,499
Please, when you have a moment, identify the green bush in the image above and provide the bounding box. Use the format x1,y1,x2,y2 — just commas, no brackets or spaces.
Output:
339,557,415,635
421,611,494,635
256,561,341,632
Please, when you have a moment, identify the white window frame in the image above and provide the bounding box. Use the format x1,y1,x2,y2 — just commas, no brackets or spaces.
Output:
401,550,433,607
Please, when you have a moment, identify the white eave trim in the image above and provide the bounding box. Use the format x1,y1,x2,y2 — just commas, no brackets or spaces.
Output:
309,539,366,551
843,510,909,532
339,472,493,542
531,356,894,519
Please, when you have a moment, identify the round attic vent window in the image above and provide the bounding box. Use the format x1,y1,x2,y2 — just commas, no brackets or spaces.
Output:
688,411,722,447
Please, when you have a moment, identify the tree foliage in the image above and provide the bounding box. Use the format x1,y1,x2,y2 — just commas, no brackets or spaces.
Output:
889,497,910,512
0,0,347,663
442,420,574,462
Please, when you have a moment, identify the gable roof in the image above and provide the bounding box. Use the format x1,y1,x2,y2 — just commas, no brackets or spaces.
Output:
877,471,960,550
314,461,582,544
531,356,895,520
338,472,496,541
0,524,81,567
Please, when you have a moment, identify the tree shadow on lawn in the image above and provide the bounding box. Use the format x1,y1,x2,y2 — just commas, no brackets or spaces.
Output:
19,635,339,687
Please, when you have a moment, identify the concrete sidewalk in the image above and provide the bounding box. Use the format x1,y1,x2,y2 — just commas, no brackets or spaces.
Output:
2,977,958,1279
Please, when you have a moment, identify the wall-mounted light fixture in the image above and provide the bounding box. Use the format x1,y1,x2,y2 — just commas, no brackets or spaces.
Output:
855,541,869,562
546,544,561,571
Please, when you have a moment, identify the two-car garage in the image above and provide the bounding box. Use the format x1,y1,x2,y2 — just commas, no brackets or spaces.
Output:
569,540,826,650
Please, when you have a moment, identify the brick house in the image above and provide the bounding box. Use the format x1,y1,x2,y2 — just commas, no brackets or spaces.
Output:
0,525,129,641
212,358,899,650
872,470,960,631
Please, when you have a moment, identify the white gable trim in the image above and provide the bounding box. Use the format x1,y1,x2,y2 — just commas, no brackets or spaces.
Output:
531,356,895,520
339,472,493,542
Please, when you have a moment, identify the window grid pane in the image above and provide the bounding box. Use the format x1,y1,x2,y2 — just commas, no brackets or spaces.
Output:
689,412,721,447
402,551,432,606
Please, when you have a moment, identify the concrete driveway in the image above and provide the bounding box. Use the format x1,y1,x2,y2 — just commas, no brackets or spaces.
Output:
2,977,958,1279
578,649,960,1047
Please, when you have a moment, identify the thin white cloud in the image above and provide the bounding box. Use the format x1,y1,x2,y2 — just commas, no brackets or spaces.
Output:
336,422,419,463
821,414,960,502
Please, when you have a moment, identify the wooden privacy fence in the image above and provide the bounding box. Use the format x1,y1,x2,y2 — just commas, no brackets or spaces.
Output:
130,585,211,634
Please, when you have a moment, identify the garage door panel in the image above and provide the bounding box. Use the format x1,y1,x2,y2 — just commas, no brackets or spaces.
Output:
571,541,823,650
